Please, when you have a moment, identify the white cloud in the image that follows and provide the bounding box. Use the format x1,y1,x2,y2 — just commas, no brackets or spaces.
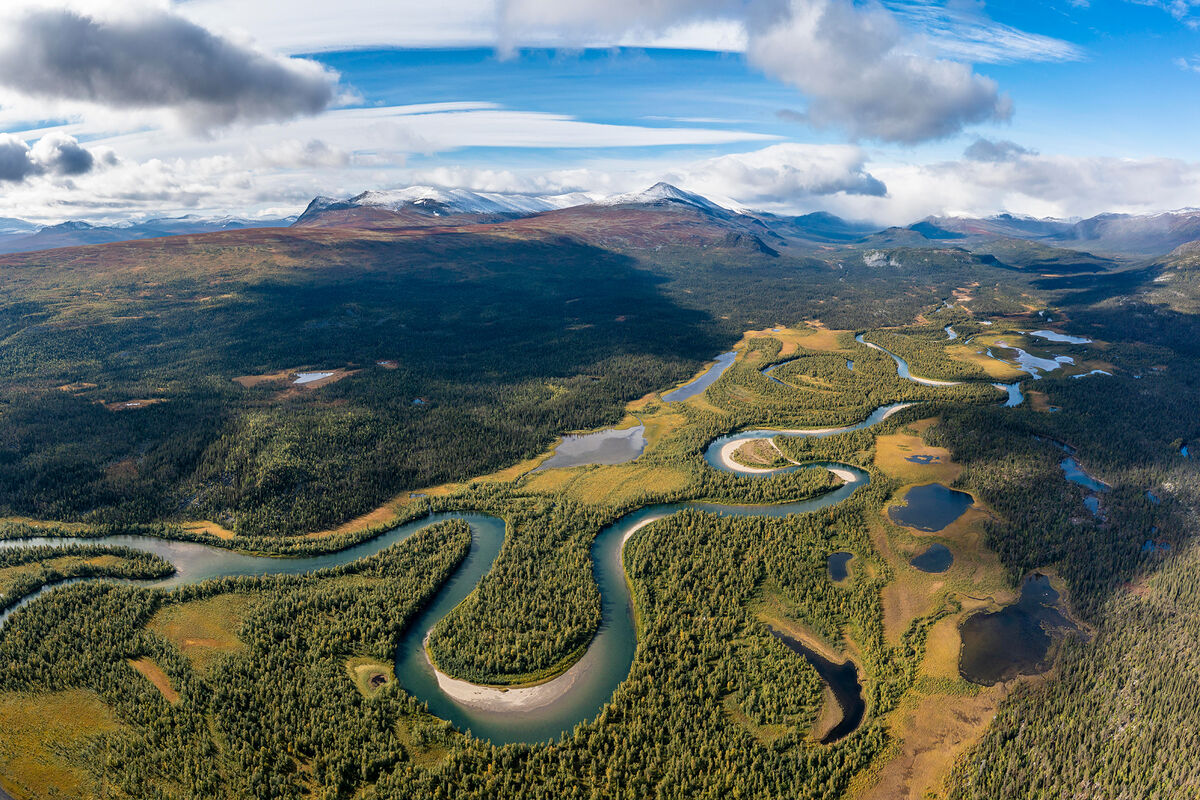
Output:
752,1,1011,143
498,0,1014,143
823,151,1200,224
1176,55,1200,72
884,1,1086,64
663,143,888,204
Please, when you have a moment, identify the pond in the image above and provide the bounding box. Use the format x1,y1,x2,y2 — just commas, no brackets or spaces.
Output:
959,573,1076,685
293,371,335,384
910,543,953,573
1026,330,1092,345
768,630,865,744
888,484,974,532
534,425,646,471
827,552,854,582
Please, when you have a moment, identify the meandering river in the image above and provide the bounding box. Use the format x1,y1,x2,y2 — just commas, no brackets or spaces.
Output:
0,325,1092,746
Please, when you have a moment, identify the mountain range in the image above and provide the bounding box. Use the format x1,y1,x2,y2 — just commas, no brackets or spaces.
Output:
4,183,1200,259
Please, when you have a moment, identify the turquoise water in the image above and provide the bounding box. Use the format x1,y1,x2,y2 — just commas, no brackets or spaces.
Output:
0,467,874,746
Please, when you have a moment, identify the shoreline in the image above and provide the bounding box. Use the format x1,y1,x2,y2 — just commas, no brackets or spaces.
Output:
423,514,666,713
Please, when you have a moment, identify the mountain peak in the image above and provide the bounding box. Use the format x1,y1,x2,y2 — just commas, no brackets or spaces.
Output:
599,183,729,214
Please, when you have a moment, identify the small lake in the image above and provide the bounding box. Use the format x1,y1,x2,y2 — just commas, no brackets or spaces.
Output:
845,360,854,371
910,543,953,573
1026,330,1092,345
293,371,335,384
534,425,646,471
827,552,854,582
959,574,1075,685
768,630,865,744
663,351,736,401
945,325,957,340
992,382,1024,407
888,484,973,532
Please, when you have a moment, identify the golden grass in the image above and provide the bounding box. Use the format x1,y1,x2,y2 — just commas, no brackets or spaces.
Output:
1027,390,1055,413
944,344,1026,380
880,573,945,647
232,369,291,388
564,464,692,507
854,684,1005,800
731,439,787,468
0,689,121,800
0,516,91,533
181,520,237,541
394,715,451,770
873,419,960,486
129,657,180,704
346,656,394,697
102,398,167,412
520,469,578,495
148,594,253,675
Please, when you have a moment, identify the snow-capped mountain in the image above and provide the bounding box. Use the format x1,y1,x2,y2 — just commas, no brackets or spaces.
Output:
597,182,734,215
296,186,600,225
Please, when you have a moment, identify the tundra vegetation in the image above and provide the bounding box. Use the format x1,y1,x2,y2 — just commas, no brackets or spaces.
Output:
0,226,1196,800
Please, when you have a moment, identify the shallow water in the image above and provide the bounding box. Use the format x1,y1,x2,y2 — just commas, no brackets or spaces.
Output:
293,371,335,384
909,543,954,573
959,574,1075,685
702,403,911,476
992,382,1025,407
827,551,854,582
663,351,736,401
993,343,1073,379
1061,458,1109,493
1026,330,1092,345
534,425,646,471
888,484,973,532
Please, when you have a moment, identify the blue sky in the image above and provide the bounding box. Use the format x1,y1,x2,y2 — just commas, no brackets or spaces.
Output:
0,0,1196,224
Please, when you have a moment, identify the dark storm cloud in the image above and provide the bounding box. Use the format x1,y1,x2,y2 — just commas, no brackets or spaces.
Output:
0,8,340,129
0,133,100,183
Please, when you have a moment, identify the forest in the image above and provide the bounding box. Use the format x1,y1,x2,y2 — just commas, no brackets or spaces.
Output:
0,220,1197,800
